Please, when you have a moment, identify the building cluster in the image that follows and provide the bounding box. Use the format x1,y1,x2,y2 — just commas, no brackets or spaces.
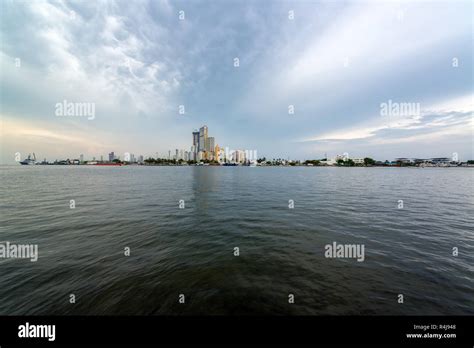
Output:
392,157,464,167
105,151,144,164
303,154,470,167
22,131,471,167
171,125,256,164
320,154,366,166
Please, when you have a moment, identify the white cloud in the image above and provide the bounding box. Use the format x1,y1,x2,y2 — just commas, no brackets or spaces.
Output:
300,95,473,143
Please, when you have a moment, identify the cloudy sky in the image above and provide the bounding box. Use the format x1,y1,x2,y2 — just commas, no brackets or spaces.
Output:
0,0,472,163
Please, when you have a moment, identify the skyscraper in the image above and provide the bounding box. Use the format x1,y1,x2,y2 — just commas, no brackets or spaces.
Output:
207,137,215,153
192,131,200,153
199,126,208,152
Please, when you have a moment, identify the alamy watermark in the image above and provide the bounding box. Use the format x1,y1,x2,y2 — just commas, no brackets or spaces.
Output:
380,99,420,117
324,242,365,262
18,322,55,341
55,99,95,120
0,242,38,262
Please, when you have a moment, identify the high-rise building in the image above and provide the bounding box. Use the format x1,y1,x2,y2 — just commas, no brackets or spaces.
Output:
175,149,179,160
233,150,246,163
205,136,215,153
79,154,84,163
208,137,215,153
108,152,115,162
192,131,200,153
199,126,208,152
214,145,221,163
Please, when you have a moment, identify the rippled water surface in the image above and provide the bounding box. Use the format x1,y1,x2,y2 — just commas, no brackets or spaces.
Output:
0,166,473,315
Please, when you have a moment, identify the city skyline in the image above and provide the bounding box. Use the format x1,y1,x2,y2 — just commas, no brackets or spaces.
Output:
1,1,473,164
11,123,471,165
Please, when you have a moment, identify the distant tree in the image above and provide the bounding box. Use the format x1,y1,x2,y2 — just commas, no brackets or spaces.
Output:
337,159,345,166
304,160,320,166
364,157,376,166
347,159,355,166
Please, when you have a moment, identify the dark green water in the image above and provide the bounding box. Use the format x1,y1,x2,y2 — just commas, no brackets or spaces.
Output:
0,166,473,315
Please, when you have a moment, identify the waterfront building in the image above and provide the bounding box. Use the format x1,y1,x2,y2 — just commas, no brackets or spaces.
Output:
335,154,349,162
192,131,200,153
217,147,228,163
108,152,115,162
430,157,451,165
205,136,215,152
199,126,208,152
413,158,428,164
431,157,450,163
395,158,413,164
321,158,337,165
214,145,221,163
233,150,246,164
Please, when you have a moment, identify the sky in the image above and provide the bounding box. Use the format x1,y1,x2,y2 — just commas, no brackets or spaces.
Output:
0,0,473,163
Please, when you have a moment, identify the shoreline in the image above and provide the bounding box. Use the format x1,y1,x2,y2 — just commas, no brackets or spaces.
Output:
3,164,473,168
